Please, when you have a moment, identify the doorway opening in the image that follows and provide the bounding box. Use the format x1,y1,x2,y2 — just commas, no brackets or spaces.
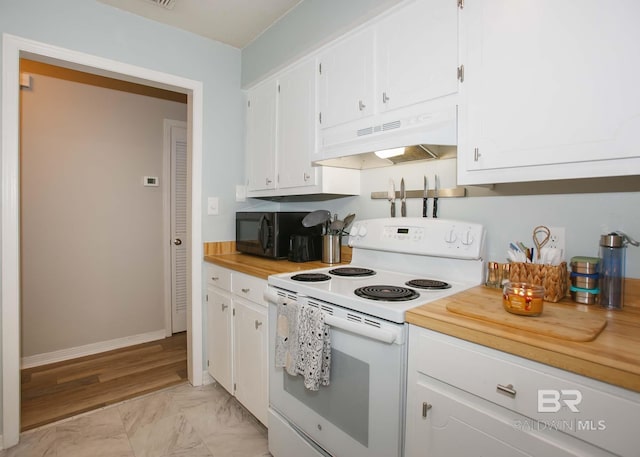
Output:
18,59,190,431
2,34,204,448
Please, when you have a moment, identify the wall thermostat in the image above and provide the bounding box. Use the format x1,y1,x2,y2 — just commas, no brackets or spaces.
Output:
143,176,159,186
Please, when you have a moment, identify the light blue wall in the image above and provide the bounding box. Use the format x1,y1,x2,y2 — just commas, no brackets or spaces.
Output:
1,0,244,243
241,0,401,87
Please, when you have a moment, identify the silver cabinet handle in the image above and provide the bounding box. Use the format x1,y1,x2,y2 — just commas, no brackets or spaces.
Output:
221,303,228,311
422,402,432,418
265,178,272,185
358,100,366,111
173,238,182,246
474,147,481,162
255,320,263,330
211,276,219,281
241,288,250,293
496,383,517,398
303,172,310,181
382,92,390,104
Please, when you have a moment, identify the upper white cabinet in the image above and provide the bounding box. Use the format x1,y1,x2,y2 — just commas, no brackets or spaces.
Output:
458,0,640,185
317,0,459,160
318,28,375,130
277,60,317,189
376,0,458,113
245,60,360,199
246,80,277,192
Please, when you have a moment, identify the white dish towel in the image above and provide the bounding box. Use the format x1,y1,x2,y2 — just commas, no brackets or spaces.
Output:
275,301,331,391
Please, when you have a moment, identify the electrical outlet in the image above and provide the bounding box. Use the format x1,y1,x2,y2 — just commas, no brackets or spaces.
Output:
547,227,566,258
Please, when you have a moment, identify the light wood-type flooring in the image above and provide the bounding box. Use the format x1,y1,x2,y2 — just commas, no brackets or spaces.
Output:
20,332,187,431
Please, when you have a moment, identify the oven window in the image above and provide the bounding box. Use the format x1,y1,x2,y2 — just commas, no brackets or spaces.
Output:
283,348,369,447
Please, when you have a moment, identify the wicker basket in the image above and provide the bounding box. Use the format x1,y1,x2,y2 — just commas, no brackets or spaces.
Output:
508,262,568,302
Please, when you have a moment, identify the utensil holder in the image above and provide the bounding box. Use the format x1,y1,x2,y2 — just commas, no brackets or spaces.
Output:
322,235,341,264
509,262,568,302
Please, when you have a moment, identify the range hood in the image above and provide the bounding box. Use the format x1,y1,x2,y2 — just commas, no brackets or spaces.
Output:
315,144,457,170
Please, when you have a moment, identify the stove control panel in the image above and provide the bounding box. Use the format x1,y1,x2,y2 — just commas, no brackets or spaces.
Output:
349,217,485,259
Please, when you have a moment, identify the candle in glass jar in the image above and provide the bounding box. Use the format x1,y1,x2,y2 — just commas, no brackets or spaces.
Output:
502,282,544,316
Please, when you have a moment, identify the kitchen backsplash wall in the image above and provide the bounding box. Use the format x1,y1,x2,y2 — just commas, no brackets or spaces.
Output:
280,159,640,278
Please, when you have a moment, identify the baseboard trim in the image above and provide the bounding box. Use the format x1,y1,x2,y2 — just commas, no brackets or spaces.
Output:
201,371,214,385
21,330,167,369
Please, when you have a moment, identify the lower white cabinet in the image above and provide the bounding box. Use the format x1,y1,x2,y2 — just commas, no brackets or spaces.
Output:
206,265,268,425
233,298,268,425
406,325,640,457
206,285,233,394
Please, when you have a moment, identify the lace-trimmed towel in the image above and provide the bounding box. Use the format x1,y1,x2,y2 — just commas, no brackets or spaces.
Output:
275,301,331,391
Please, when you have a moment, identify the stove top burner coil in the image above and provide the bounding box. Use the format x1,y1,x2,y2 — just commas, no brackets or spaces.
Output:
405,279,452,290
291,273,332,282
354,285,420,301
329,267,376,277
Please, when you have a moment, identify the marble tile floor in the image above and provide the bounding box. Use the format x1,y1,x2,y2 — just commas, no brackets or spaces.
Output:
1,381,272,457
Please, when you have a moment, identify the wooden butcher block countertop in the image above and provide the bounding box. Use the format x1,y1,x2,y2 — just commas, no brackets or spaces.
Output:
203,243,352,280
406,285,640,393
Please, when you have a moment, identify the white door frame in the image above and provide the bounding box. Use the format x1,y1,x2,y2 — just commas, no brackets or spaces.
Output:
163,119,189,336
1,33,204,448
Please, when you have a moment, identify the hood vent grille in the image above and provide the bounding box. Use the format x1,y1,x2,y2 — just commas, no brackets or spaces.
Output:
145,0,176,9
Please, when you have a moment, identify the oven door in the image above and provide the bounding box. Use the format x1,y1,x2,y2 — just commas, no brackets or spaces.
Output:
267,291,407,457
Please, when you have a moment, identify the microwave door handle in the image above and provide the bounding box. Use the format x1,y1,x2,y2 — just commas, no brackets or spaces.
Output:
258,215,269,252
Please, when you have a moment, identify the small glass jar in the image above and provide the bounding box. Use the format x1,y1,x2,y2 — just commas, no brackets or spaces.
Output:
502,282,545,316
485,261,500,288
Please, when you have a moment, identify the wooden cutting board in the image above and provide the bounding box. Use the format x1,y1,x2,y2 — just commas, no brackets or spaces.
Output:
446,299,608,342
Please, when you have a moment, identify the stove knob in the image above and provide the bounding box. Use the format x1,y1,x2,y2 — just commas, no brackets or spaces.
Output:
445,228,457,244
461,230,474,246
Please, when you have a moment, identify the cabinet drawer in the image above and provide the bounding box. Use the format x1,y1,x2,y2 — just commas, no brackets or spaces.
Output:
409,326,640,457
206,264,231,291
232,272,267,306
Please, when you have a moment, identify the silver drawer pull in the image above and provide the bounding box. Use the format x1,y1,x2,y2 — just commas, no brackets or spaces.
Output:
496,383,517,398
422,402,432,418
211,276,219,281
221,303,228,311
255,320,263,330
241,288,250,293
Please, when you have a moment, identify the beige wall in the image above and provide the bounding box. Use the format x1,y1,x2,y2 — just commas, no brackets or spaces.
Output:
20,66,187,357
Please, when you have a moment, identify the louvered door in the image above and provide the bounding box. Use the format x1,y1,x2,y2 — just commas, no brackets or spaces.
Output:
171,124,188,333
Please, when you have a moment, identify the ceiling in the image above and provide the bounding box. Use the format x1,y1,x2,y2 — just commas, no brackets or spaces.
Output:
97,0,303,49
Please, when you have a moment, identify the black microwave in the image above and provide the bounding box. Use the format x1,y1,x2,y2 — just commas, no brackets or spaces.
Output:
235,212,321,259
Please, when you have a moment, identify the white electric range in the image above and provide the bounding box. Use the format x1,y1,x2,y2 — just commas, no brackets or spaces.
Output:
265,217,486,457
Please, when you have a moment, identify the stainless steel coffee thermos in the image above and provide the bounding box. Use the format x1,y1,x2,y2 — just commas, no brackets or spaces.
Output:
599,232,638,309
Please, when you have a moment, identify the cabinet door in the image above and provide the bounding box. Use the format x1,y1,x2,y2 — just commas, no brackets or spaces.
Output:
277,60,317,189
207,286,233,394
246,80,277,191
233,299,268,425
405,376,612,457
318,27,375,129
458,0,640,184
377,0,458,113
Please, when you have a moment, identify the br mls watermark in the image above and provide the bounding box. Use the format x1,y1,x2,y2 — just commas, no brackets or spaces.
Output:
512,389,607,432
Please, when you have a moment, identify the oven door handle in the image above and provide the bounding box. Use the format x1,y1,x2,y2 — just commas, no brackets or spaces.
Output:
323,315,399,344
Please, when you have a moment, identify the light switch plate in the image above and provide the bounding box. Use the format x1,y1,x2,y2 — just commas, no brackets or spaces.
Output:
207,197,219,215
